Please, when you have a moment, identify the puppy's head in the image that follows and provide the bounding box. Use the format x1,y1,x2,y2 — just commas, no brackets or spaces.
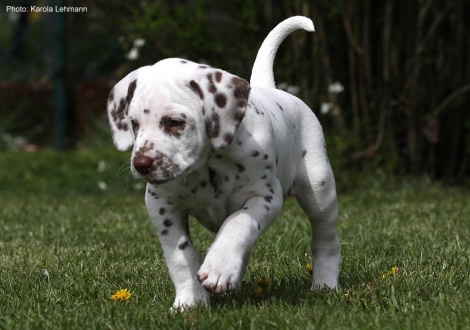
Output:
107,58,250,184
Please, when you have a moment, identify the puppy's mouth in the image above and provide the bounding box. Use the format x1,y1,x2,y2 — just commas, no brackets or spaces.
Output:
132,151,187,185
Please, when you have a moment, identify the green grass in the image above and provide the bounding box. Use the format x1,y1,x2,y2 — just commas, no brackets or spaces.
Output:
1,150,469,329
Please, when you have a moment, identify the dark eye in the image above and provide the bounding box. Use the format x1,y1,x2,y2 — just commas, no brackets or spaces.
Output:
170,119,185,127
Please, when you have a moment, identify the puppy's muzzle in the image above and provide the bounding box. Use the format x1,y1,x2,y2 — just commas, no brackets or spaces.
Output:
133,155,153,175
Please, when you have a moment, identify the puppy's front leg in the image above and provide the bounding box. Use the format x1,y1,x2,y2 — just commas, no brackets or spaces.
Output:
197,180,283,294
145,184,209,310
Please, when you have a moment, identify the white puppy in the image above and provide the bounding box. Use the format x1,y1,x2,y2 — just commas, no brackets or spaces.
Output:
107,16,341,310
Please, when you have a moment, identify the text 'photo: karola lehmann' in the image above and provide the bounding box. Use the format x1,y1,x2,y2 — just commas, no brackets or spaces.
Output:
6,5,88,13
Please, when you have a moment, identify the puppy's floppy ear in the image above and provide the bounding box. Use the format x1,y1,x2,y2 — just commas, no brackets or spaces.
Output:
107,72,138,151
189,68,250,150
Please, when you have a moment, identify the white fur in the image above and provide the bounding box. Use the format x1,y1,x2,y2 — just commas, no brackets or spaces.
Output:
250,16,314,89
107,16,340,311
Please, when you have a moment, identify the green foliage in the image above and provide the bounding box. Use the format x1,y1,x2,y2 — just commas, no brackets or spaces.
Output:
1,150,469,329
122,0,259,77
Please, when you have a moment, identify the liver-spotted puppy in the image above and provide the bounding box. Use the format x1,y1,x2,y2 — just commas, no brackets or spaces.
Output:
107,16,341,310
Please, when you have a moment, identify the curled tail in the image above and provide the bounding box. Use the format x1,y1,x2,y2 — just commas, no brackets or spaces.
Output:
250,16,314,89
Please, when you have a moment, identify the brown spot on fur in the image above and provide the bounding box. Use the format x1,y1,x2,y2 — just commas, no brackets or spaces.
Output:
110,79,137,132
205,113,221,138
215,71,223,83
266,183,274,194
237,100,247,108
236,164,245,172
215,93,227,108
163,219,173,227
264,205,270,211
234,110,245,123
232,77,250,100
223,132,234,145
252,151,260,157
263,154,269,160
181,60,188,64
277,103,284,111
159,208,166,215
264,195,273,203
144,109,150,114
302,150,307,158
178,241,190,250
207,74,217,94
108,88,114,103
189,80,204,100
126,80,137,104
161,229,169,235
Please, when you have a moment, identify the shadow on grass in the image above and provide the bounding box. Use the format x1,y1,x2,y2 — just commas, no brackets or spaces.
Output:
208,274,343,310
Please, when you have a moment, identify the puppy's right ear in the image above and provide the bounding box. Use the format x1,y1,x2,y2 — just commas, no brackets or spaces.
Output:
107,73,138,151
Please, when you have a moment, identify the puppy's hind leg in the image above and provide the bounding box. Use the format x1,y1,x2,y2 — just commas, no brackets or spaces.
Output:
294,148,341,291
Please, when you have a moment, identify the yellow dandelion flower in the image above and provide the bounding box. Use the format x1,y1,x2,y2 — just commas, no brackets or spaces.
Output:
111,288,132,302
381,273,387,280
257,278,271,288
306,263,313,274
255,286,263,294
390,266,399,275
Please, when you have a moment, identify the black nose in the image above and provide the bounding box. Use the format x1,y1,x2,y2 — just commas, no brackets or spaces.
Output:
133,155,153,174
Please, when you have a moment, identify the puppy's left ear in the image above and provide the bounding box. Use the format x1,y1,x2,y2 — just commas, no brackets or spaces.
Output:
107,72,138,151
189,68,251,150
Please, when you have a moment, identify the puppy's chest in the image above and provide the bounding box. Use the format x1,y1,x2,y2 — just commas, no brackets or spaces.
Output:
175,163,259,231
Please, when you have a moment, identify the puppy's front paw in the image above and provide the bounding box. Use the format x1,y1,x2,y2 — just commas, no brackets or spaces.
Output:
171,292,210,312
197,250,248,294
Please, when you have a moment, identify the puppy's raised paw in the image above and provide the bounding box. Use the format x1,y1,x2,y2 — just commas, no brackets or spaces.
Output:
197,250,248,294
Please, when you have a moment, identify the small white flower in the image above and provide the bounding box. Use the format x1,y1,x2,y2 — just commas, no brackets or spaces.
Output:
277,82,300,95
320,102,334,114
7,12,20,23
328,81,344,94
2,134,26,152
134,38,146,47
277,82,288,90
97,160,106,172
43,269,50,282
98,181,108,191
133,182,144,191
126,48,139,60
286,85,300,96
389,99,399,107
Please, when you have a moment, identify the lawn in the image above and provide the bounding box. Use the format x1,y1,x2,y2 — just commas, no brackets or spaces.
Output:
0,150,469,329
